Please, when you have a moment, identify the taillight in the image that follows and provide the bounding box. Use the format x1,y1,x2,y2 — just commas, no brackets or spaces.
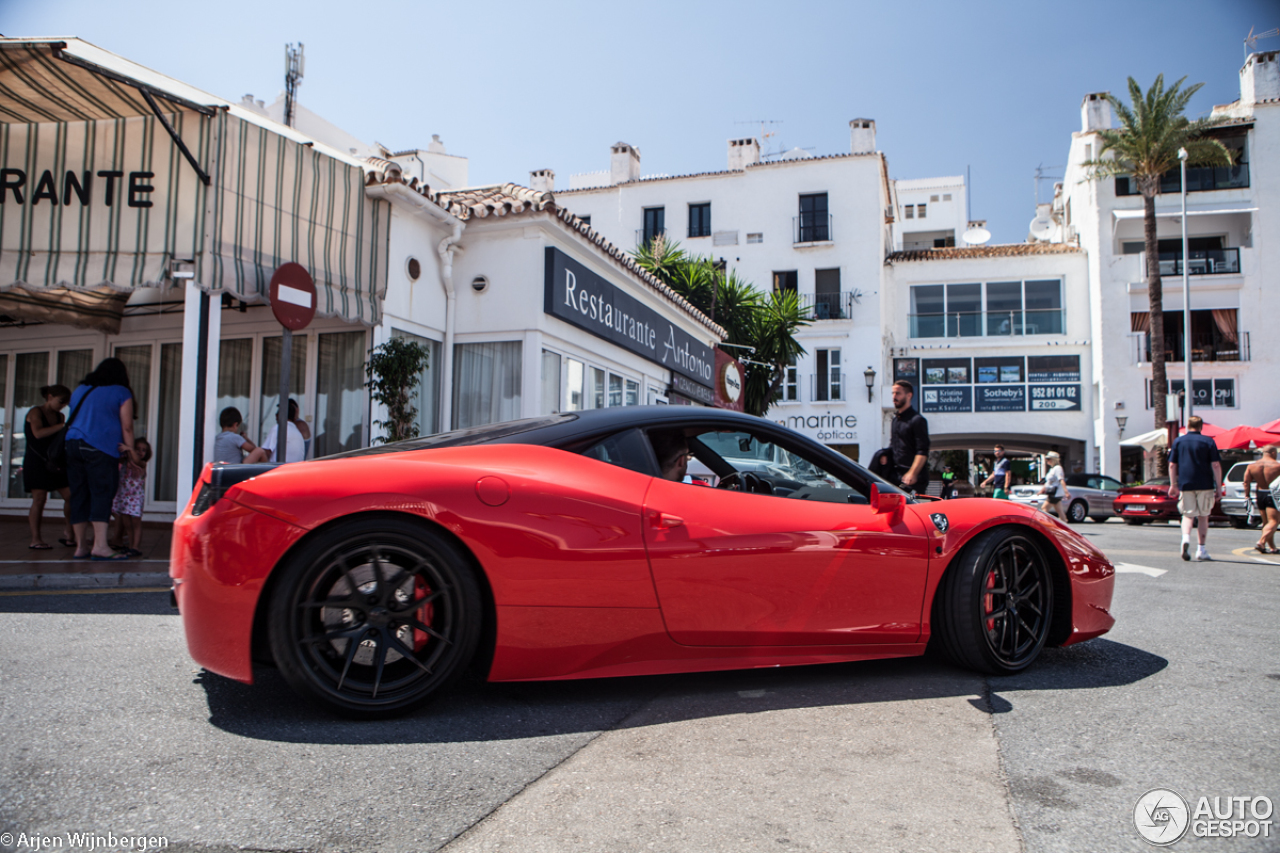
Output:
190,482,229,516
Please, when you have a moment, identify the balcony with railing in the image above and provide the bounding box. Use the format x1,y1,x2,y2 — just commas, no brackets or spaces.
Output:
793,214,832,244
909,308,1066,339
1116,162,1250,196
1129,330,1250,364
810,373,844,402
800,291,857,321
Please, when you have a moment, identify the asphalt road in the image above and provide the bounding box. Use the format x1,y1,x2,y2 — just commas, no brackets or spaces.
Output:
0,519,1276,853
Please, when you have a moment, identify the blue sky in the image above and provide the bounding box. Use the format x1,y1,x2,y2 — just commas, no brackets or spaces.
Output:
2,0,1273,245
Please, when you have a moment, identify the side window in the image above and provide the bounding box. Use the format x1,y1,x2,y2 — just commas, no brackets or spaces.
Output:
694,429,865,504
580,428,657,476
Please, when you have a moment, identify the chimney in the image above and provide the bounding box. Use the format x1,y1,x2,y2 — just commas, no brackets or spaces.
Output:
727,137,760,170
1081,93,1112,132
1241,51,1280,105
610,142,641,184
428,134,446,154
849,119,876,154
530,169,555,192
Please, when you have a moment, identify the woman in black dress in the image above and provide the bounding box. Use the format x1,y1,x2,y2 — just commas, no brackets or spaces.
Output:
24,384,73,549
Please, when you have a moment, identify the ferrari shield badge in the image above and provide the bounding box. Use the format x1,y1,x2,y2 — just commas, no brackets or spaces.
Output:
930,513,949,532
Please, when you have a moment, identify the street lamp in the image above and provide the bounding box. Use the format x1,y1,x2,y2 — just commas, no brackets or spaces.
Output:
864,366,876,402
1116,415,1127,437
1179,146,1192,420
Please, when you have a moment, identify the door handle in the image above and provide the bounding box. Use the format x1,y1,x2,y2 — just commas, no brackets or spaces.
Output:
648,510,685,529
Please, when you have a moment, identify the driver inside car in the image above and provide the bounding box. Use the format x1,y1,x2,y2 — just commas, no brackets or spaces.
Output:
651,430,694,483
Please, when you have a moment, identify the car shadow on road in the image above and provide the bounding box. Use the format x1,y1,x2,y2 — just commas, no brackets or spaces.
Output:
199,638,1167,745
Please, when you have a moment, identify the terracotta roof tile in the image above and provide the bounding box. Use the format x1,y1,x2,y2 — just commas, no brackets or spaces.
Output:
887,243,1083,262
363,170,725,338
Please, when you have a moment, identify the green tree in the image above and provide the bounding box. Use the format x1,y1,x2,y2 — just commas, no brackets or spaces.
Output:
1082,75,1233,472
632,236,809,417
365,337,432,443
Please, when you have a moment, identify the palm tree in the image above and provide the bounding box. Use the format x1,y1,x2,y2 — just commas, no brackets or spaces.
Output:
1082,75,1233,472
632,241,809,416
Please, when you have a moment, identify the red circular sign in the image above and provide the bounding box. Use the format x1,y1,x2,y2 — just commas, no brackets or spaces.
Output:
268,263,317,331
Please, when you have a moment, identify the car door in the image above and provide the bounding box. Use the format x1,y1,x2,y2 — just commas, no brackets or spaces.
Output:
642,429,931,647
1091,476,1123,517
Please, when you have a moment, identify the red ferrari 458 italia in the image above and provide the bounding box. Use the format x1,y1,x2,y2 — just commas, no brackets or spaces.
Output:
172,407,1114,717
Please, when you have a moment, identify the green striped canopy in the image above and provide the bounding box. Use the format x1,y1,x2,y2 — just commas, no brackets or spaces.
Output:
0,41,387,330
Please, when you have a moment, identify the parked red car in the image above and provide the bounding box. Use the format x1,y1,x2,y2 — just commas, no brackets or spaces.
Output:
1112,477,1228,525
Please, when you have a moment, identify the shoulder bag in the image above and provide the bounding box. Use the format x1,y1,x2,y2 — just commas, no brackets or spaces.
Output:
44,387,95,475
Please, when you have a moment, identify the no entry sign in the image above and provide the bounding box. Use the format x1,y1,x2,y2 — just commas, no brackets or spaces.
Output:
269,263,316,331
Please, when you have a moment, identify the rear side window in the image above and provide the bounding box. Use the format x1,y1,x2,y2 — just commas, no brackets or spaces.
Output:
1225,464,1248,483
580,428,657,476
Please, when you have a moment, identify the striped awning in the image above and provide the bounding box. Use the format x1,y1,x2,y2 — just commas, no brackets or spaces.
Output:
0,42,211,123
0,38,388,326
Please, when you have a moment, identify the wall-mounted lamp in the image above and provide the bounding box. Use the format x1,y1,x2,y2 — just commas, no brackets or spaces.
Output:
1116,416,1127,437
864,366,876,402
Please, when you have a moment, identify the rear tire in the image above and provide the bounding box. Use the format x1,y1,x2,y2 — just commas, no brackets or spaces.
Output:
1066,500,1088,524
268,516,482,719
932,527,1054,675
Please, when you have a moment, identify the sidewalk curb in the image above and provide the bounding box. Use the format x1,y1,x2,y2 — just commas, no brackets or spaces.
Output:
0,571,170,591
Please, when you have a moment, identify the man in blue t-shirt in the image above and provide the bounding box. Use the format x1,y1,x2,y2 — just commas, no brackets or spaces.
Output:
1168,416,1223,562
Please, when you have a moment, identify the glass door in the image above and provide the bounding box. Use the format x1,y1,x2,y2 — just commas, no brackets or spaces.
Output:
8,352,49,498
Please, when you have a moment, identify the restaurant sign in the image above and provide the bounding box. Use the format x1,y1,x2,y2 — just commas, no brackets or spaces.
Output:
545,247,715,386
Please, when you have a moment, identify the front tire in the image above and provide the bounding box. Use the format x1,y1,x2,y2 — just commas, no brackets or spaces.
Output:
932,527,1054,675
268,516,482,718
1066,500,1088,524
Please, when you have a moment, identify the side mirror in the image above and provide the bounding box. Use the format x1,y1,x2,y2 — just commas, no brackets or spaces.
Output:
870,484,904,515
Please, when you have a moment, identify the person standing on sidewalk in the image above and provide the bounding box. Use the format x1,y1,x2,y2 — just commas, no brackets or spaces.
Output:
981,444,1013,499
890,381,930,494
1168,415,1223,562
1243,445,1280,554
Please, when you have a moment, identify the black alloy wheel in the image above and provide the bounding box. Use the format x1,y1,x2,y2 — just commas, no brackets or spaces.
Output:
932,527,1054,675
269,517,481,718
1067,500,1088,524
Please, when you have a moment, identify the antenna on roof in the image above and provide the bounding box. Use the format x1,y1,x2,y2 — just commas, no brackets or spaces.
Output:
736,119,785,159
284,42,305,128
1244,26,1280,60
1034,164,1064,206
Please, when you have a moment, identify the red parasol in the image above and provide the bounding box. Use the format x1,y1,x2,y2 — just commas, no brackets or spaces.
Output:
1213,426,1280,450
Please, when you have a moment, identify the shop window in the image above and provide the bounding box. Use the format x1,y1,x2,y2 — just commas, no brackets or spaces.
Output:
541,350,562,415
154,343,183,502
589,367,605,410
7,351,47,498
608,373,623,408
216,339,253,445
259,335,308,449
315,331,367,455
114,345,152,440
452,341,522,429
625,378,640,406
566,359,584,411
57,350,93,391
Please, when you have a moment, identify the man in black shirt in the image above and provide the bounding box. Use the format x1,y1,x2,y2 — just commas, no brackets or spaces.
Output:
890,380,930,493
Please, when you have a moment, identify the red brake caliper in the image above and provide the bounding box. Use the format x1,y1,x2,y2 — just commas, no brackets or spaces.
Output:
412,576,435,652
984,569,997,633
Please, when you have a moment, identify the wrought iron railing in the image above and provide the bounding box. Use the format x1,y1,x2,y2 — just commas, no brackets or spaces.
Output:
1133,330,1250,363
809,373,845,402
800,292,857,320
1115,163,1250,195
909,308,1066,338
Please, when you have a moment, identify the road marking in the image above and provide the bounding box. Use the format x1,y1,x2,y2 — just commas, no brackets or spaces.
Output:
1230,546,1280,565
1113,562,1167,577
0,587,170,597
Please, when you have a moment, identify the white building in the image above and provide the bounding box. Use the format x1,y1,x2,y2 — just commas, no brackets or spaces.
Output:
882,243,1095,471
0,38,724,520
894,176,968,251
1055,51,1278,479
555,123,893,460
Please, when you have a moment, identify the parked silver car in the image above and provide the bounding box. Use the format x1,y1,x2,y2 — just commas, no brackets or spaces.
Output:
1220,461,1261,529
1009,473,1125,523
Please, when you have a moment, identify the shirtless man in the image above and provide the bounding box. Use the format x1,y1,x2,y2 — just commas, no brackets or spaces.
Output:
1243,445,1280,554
